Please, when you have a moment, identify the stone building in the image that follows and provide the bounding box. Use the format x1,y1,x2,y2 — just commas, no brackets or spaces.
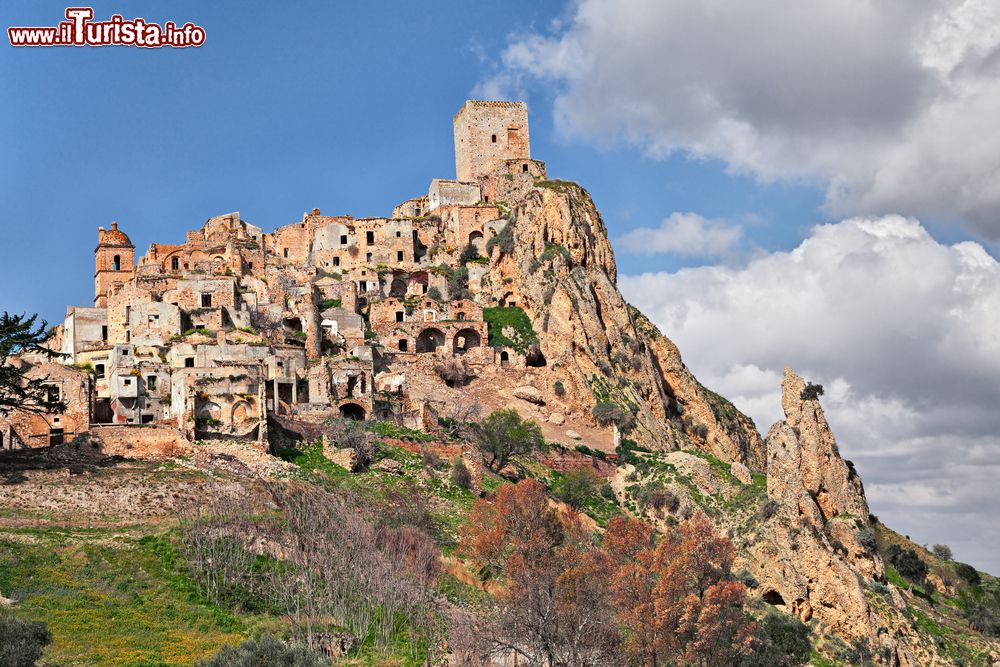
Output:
5,99,544,452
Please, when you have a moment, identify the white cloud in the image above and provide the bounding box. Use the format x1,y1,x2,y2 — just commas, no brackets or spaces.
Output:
487,0,1000,236
615,212,743,257
619,215,1000,572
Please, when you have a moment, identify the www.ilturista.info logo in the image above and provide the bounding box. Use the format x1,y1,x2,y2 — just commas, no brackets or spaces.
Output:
8,7,205,48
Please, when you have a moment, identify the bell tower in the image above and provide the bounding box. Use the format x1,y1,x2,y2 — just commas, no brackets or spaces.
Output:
94,221,135,308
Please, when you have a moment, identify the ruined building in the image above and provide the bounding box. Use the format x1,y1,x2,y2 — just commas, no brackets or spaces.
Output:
1,100,546,454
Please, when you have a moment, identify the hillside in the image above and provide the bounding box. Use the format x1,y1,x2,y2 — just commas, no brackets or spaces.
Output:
1,100,999,666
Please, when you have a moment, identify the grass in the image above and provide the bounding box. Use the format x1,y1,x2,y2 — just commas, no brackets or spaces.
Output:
0,529,245,666
482,306,537,353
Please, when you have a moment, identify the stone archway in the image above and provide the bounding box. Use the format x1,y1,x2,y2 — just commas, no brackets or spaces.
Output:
339,402,366,421
389,277,407,297
453,328,481,354
469,230,485,253
231,400,252,423
416,328,445,353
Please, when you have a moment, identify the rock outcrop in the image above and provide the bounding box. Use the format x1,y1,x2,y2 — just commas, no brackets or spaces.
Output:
747,368,886,643
484,182,765,470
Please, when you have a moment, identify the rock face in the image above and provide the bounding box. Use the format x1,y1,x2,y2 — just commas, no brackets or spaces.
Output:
485,183,765,470
747,367,886,642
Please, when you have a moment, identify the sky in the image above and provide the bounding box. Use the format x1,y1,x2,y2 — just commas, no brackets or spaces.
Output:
2,1,999,572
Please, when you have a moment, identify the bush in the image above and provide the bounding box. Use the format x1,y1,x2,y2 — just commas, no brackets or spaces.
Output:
800,382,824,401
955,562,981,587
962,601,1000,636
592,401,629,428
888,545,928,585
857,527,877,552
636,483,680,513
553,380,566,397
482,306,538,353
427,286,442,301
932,544,954,560
485,223,514,256
324,417,372,470
740,612,811,667
0,615,51,667
459,242,481,265
551,468,601,511
421,447,443,469
197,635,327,667
451,458,473,490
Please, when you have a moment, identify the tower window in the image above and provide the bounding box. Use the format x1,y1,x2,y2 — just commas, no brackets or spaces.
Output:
101,325,108,342
396,311,404,322
283,248,289,258
523,164,529,173
113,255,121,271
397,251,404,262
491,134,497,143
366,231,374,244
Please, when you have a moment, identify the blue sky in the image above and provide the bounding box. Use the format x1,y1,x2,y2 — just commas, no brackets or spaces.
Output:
4,0,1000,571
1,0,827,324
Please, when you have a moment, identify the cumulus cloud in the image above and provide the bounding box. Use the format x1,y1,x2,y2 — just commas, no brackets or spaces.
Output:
619,215,1000,571
487,0,1000,235
615,212,743,257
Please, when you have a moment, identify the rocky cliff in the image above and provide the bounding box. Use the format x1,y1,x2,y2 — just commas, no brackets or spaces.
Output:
483,181,765,470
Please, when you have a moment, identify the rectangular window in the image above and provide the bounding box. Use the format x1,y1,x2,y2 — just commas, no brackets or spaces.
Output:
201,293,212,307
397,251,404,261
366,231,374,244
46,385,60,404
396,311,404,322
398,339,408,352
101,325,108,341
147,376,157,390
340,235,348,244
185,357,194,368
49,428,64,446
366,252,372,262
247,262,253,271
148,314,159,328
123,378,131,386
96,364,105,379
283,248,289,258
333,257,340,267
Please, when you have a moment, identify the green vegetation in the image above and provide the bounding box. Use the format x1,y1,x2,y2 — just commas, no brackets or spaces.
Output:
184,327,214,337
482,306,537,353
318,298,342,310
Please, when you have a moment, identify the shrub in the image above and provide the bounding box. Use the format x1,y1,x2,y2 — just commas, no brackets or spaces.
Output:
857,527,877,552
553,380,566,397
421,447,443,469
592,401,626,427
800,382,824,401
427,286,442,301
485,223,514,256
473,409,546,472
962,601,1000,636
636,483,680,513
932,544,954,560
888,545,929,585
318,298,342,310
451,458,473,490
551,468,601,511
482,306,538,353
197,635,327,667
0,615,51,667
739,612,811,667
324,417,372,470
459,242,481,265
955,562,981,586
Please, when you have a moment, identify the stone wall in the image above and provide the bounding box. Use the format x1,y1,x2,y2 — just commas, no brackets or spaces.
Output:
454,100,530,182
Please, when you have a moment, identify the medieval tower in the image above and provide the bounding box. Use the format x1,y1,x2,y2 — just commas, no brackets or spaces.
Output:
94,221,134,308
453,101,531,182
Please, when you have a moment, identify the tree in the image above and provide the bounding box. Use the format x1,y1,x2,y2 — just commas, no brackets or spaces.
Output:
800,382,824,401
0,313,65,415
472,409,545,472
739,612,812,667
552,467,602,511
931,543,953,560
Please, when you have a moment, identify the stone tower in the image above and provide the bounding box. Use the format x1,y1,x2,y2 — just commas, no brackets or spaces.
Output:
454,100,530,182
94,221,134,308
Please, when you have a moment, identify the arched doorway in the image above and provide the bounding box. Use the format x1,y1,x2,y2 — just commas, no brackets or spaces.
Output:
500,350,510,367
469,230,485,253
339,402,366,420
453,328,481,354
416,328,445,353
231,400,252,423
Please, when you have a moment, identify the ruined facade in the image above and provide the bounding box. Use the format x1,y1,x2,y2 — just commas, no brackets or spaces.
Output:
4,100,544,453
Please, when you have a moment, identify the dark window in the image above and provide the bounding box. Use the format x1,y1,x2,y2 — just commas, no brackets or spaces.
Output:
201,293,212,307
171,257,179,271
101,325,108,341
283,248,289,258
49,428,64,446
247,262,253,271
491,134,497,143
395,231,401,238
147,376,157,390
396,311,404,322
123,378,131,386
46,385,60,403
414,207,421,216
277,361,283,367
366,231,374,244
113,255,121,271
121,348,128,355
141,414,153,424
366,253,372,262
522,164,529,173
484,196,490,203
185,357,194,368
340,235,348,244
398,339,408,352
397,251,404,261
96,364,105,379
457,312,466,321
